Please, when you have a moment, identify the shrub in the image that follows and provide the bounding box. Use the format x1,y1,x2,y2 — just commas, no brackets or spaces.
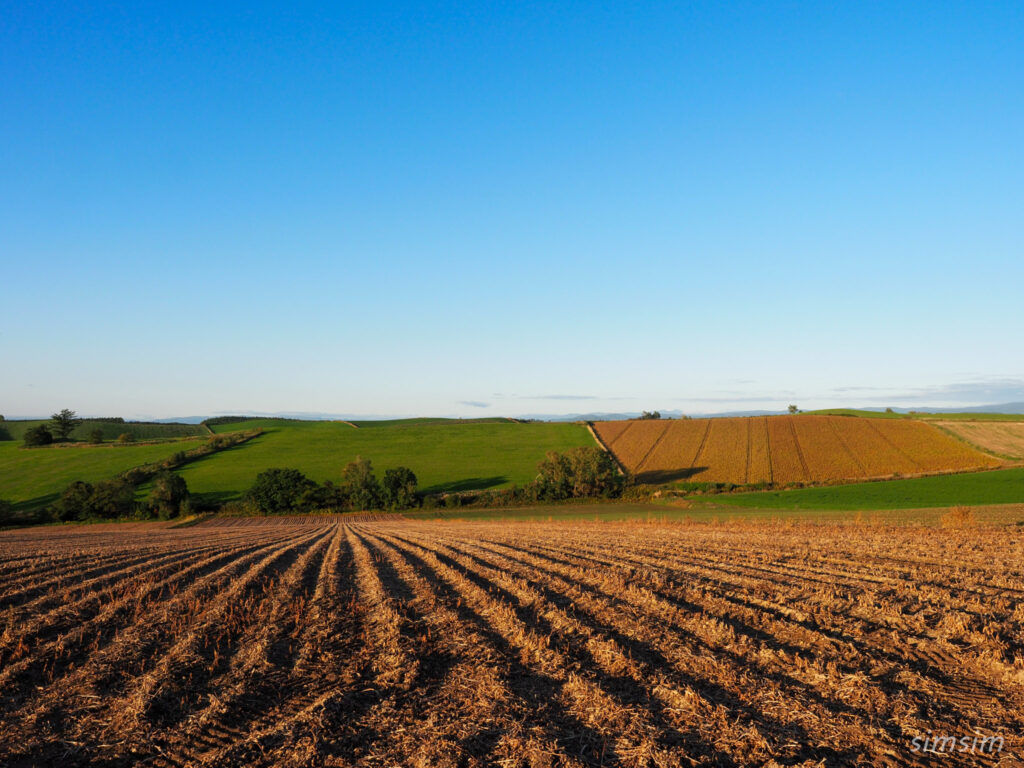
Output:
116,432,135,444
165,451,187,468
150,471,190,518
89,428,105,444
24,425,53,447
246,468,318,515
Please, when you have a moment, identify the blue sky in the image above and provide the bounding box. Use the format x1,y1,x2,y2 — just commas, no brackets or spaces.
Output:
2,2,1022,419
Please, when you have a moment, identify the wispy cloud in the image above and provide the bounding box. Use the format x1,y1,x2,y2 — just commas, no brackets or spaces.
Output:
830,378,1024,404
458,400,490,408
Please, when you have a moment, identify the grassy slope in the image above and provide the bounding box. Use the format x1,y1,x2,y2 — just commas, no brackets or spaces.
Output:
705,467,1024,510
184,419,593,502
348,417,513,428
0,438,206,511
0,419,206,441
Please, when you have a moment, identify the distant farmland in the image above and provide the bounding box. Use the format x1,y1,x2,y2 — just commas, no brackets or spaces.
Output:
594,415,1000,484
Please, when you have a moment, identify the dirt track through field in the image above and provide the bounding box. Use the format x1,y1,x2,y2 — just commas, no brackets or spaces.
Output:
1,518,1021,767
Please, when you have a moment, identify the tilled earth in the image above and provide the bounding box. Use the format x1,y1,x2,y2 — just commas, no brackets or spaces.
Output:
1,517,1021,766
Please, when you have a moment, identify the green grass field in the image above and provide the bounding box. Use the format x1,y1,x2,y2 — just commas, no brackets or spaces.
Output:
181,418,594,504
0,419,207,442
347,417,514,428
703,467,1024,510
0,438,206,512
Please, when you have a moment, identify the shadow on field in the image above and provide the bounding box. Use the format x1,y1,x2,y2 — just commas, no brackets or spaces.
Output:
635,466,708,484
424,475,507,494
189,491,241,510
12,492,58,515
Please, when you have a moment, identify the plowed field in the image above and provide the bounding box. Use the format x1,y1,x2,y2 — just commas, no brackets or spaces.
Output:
934,420,1024,460
2,517,1021,766
594,415,999,484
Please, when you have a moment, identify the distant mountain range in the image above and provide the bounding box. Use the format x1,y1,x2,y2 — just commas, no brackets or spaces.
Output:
21,402,1023,425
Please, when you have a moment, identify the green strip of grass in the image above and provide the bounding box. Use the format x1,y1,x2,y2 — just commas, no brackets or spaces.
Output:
705,468,1024,510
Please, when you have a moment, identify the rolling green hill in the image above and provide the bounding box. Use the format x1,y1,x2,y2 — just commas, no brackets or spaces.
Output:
173,419,595,504
0,438,206,512
347,417,514,428
0,419,207,442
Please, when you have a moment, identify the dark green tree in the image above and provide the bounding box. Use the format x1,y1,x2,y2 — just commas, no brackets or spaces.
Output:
150,471,190,518
788,404,799,414
381,467,418,509
342,456,380,510
24,424,53,447
50,409,82,441
246,468,318,514
639,410,662,420
89,428,105,444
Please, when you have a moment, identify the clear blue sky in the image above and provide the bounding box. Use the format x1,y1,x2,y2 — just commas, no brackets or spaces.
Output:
2,2,1022,419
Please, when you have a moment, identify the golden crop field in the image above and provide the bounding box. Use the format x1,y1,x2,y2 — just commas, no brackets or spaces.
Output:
1,517,1021,766
594,415,1000,484
934,421,1024,460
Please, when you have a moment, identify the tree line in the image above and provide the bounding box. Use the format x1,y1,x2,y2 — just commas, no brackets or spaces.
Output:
239,445,624,516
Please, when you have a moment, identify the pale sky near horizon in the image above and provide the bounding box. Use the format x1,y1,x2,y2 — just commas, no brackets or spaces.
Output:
2,2,1023,420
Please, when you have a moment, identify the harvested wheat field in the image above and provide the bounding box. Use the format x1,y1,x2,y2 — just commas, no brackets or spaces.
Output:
934,421,1024,460
2,517,1023,766
594,415,1000,485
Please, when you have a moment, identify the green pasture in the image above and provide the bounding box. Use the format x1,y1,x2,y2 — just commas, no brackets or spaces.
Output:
0,419,206,442
702,467,1024,511
182,419,594,504
0,438,205,512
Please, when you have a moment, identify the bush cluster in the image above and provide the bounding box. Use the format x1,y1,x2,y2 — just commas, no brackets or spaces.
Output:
245,457,420,515
23,424,53,447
